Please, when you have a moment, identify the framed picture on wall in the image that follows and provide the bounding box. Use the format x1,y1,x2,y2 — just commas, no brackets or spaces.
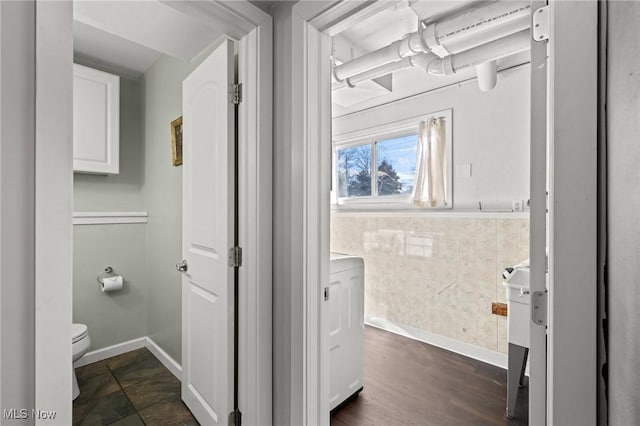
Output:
171,116,183,166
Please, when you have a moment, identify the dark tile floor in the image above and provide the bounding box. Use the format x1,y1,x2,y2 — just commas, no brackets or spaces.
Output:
73,348,199,426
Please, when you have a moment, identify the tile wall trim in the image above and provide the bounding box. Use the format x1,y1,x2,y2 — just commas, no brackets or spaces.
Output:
146,336,182,380
73,337,146,367
73,211,149,225
332,210,529,219
365,315,509,370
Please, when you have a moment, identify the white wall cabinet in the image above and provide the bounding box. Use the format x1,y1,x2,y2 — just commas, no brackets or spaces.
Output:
73,64,119,174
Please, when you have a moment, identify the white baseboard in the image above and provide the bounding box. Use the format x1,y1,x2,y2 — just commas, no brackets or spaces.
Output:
73,335,183,381
365,315,508,370
145,337,182,380
74,337,146,368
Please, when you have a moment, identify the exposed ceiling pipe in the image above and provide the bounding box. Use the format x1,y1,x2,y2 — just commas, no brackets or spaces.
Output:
333,30,530,91
440,14,530,54
430,1,529,53
332,53,438,90
332,0,531,83
444,29,529,74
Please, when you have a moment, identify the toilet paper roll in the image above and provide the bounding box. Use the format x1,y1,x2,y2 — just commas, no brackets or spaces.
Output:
101,276,123,292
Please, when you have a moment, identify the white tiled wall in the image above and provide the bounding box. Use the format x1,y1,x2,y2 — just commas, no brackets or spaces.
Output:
330,213,529,354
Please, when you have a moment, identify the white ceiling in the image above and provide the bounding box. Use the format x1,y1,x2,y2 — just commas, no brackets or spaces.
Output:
73,1,251,79
73,21,161,79
331,0,530,117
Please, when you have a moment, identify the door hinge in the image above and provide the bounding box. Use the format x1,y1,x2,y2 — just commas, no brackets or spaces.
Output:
532,5,550,42
324,287,330,301
230,83,242,105
532,290,548,327
228,409,242,426
229,246,243,268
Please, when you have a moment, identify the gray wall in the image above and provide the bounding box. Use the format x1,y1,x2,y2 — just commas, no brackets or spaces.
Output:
140,55,202,363
272,4,297,425
73,76,148,349
608,2,640,424
1,1,36,421
74,77,144,211
72,54,203,364
73,225,147,349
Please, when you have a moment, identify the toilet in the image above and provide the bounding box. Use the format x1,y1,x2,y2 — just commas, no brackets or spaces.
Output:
72,323,91,400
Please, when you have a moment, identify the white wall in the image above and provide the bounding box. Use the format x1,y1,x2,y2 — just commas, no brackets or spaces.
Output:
333,65,530,210
34,1,74,423
608,2,640,424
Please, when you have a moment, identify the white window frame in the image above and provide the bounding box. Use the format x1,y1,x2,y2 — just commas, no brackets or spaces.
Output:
332,109,453,210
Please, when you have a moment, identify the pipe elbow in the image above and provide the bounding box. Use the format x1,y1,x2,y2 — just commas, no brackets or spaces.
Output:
396,33,425,58
410,52,436,73
427,56,454,76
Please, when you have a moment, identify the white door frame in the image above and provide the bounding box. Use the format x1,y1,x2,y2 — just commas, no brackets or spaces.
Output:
529,1,548,423
28,2,272,424
546,2,598,425
276,1,599,425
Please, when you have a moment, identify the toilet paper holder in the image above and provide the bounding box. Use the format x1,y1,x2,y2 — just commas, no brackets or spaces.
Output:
96,266,115,284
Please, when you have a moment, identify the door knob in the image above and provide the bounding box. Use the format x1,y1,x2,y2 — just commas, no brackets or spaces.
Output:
176,260,188,272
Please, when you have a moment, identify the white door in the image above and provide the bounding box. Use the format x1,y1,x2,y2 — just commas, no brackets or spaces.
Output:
179,38,236,426
529,2,548,424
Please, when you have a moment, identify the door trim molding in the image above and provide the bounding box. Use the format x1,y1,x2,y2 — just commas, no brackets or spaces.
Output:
237,21,273,426
547,2,598,425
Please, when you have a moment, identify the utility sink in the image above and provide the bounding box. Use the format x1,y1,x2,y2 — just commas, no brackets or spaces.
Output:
505,267,530,289
503,263,531,348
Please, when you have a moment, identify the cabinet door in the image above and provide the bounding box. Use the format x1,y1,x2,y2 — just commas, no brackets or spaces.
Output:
73,64,119,174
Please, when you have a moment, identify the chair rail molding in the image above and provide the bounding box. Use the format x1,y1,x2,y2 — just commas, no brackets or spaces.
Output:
73,211,149,225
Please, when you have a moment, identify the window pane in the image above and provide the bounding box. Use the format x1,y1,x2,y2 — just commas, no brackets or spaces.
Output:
376,134,417,196
337,144,372,197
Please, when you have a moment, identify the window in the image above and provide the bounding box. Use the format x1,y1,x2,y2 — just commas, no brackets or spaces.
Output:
337,135,417,198
333,110,452,209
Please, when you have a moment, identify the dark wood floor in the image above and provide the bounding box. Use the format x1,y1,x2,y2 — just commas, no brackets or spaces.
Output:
331,326,528,426
73,348,199,426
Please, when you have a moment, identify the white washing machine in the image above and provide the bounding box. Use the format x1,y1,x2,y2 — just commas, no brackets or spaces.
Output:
328,253,365,411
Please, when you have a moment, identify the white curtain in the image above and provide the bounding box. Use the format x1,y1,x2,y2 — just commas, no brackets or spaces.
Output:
412,118,447,208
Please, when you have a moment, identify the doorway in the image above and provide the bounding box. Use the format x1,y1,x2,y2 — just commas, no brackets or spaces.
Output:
31,1,272,423
328,1,532,423
272,1,598,425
